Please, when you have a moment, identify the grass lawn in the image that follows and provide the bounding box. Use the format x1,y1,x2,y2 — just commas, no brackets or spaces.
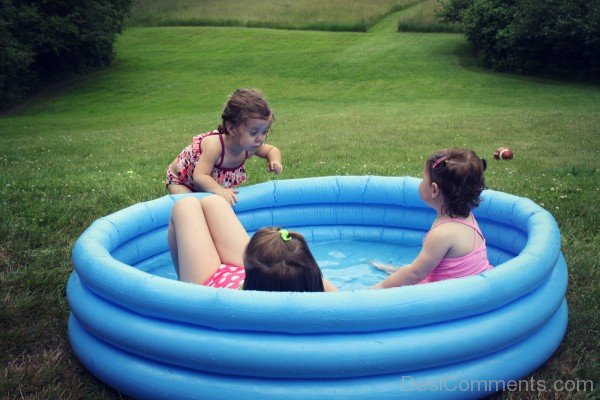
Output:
1,5,599,400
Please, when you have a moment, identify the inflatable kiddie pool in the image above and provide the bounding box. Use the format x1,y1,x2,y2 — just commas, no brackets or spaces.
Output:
68,176,567,399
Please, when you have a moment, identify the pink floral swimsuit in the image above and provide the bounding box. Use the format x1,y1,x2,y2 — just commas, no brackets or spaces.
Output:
165,130,248,190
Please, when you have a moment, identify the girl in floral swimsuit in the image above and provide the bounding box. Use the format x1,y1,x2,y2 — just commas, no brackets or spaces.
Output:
165,89,283,206
372,148,492,288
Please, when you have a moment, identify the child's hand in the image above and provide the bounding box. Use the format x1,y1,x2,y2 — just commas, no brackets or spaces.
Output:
267,161,283,174
217,188,239,206
371,260,400,275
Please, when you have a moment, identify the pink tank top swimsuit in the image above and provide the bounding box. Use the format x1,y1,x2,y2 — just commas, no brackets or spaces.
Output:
202,264,245,290
165,130,249,190
419,215,493,284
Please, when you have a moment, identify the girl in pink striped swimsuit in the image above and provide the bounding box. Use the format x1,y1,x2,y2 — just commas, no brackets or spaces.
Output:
373,148,492,289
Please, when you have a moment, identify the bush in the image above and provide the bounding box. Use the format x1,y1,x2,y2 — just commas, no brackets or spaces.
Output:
460,0,600,78
435,0,471,23
0,0,132,110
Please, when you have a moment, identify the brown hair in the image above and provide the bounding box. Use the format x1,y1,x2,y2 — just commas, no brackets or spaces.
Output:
217,88,273,135
426,148,487,218
243,227,324,292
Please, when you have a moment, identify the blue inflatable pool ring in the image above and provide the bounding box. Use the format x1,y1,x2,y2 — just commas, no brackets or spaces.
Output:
68,176,568,399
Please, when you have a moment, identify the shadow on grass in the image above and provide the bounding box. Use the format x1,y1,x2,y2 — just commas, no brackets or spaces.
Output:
453,43,600,88
398,21,462,33
0,64,119,117
128,17,369,32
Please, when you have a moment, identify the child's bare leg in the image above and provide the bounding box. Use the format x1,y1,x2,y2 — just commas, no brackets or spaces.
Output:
167,184,192,195
199,195,249,267
169,197,221,284
371,260,401,274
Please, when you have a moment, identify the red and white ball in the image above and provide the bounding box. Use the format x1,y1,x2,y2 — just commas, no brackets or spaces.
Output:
494,147,514,160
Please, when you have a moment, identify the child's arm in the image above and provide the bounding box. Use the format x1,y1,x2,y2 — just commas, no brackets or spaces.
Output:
254,144,283,174
192,141,239,206
372,229,452,289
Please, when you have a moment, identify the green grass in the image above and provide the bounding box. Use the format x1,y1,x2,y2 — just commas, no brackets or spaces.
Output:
1,8,599,400
128,0,427,31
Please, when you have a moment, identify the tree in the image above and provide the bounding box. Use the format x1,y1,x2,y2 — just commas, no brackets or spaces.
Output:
0,0,132,110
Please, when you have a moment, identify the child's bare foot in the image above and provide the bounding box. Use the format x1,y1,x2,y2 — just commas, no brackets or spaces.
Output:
371,260,401,275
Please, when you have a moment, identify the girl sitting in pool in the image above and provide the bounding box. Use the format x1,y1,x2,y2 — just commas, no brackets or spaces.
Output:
168,195,337,292
372,148,492,288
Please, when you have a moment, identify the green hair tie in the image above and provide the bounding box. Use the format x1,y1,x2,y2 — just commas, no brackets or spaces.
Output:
280,229,292,241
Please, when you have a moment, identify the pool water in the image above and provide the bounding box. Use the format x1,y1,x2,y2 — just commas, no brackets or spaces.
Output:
311,240,420,290
137,240,420,291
